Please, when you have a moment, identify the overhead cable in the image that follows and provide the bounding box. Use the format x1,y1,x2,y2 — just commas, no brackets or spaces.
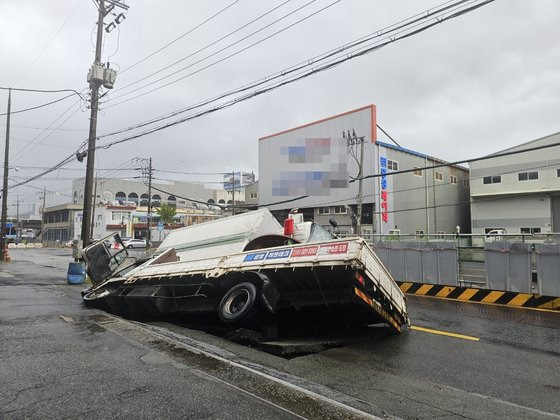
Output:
120,0,242,74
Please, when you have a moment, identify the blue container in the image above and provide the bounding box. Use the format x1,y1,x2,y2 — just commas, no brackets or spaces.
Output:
67,262,86,284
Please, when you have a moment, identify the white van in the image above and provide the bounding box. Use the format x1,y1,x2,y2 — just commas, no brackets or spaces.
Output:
485,229,506,242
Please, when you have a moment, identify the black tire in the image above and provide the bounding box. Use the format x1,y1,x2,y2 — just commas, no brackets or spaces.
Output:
219,282,261,324
127,244,133,249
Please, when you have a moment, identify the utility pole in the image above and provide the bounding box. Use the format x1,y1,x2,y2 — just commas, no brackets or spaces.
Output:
40,186,46,241
357,137,364,236
231,171,235,215
1,88,11,260
80,2,104,247
147,158,152,250
15,195,21,239
134,157,153,249
345,130,365,236
81,0,128,247
90,174,98,240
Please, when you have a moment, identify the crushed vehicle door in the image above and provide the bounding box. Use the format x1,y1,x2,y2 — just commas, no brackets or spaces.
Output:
82,233,129,284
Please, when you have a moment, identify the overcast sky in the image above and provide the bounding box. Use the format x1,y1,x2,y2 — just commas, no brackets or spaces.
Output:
1,0,559,214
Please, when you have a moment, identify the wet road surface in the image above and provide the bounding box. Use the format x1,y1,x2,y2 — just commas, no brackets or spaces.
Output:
1,248,559,419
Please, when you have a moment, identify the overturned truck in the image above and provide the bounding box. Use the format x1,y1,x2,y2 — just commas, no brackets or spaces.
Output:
81,209,409,333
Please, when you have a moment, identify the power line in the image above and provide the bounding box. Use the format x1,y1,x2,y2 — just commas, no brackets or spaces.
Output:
11,98,85,163
107,0,330,106
358,137,560,182
0,124,87,131
114,0,295,93
0,93,79,117
154,169,232,175
120,0,242,74
0,87,84,95
95,0,485,142
8,0,495,190
45,0,478,149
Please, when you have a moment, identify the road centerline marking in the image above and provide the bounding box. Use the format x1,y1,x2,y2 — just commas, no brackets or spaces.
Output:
410,325,480,342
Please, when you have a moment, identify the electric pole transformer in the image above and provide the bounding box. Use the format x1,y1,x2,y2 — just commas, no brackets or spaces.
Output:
80,0,129,247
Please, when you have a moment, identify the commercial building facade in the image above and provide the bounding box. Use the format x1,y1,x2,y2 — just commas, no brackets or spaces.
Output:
258,105,470,235
43,202,222,243
71,177,245,209
470,132,560,235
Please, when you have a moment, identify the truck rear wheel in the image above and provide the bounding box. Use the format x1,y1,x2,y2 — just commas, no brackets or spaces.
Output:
219,282,261,325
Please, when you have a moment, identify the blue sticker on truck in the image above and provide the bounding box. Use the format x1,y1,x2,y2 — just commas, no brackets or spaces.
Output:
266,249,292,259
243,252,267,262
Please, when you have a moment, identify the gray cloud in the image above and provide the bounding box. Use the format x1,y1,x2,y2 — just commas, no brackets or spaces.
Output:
0,0,559,213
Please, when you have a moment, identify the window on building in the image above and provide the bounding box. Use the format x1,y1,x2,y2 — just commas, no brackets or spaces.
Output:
249,192,258,199
318,207,330,215
518,171,539,181
127,192,138,204
415,230,425,238
463,179,470,187
387,159,398,171
388,229,400,235
218,199,225,204
413,167,423,177
333,206,347,214
140,194,149,206
207,199,215,204
111,211,130,222
152,194,161,206
450,175,457,184
483,175,501,184
167,195,177,207
520,227,541,234
557,168,560,177
434,171,443,181
115,191,126,202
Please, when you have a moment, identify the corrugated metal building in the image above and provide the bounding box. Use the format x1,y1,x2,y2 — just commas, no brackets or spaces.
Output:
258,105,470,235
470,131,560,235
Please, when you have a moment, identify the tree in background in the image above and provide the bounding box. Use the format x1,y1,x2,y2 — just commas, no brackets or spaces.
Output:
157,203,176,225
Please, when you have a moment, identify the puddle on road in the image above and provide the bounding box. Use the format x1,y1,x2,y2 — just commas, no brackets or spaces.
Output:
87,323,106,333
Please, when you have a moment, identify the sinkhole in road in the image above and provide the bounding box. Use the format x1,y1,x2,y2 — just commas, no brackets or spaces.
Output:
163,315,397,359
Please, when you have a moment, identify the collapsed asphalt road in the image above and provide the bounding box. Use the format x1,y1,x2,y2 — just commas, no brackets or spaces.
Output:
1,248,559,419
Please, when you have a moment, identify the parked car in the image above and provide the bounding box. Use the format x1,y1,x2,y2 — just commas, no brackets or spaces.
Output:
122,238,146,249
485,229,506,242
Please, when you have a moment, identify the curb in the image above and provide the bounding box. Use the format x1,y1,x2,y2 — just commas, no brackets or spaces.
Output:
398,282,560,312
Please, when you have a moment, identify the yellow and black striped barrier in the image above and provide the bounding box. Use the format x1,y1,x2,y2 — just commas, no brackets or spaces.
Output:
398,282,560,312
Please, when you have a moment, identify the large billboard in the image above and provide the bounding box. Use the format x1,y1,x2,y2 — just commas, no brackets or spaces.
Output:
223,172,255,190
259,105,377,210
271,137,348,196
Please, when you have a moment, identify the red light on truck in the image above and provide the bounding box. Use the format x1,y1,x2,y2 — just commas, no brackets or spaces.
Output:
355,272,365,285
284,218,294,236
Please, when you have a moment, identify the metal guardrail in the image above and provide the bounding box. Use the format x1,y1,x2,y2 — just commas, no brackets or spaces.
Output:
338,233,560,295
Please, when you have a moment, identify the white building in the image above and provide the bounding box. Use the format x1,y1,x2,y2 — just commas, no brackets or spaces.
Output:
470,131,560,236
